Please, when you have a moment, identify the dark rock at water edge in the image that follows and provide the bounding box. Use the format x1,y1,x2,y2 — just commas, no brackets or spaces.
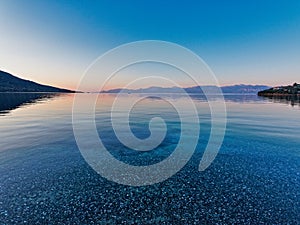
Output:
258,83,300,97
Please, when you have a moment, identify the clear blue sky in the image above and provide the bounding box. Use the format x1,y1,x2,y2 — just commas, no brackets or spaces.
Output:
0,0,299,91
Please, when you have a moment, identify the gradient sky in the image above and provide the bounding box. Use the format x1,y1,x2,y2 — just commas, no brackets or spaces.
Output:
0,0,299,91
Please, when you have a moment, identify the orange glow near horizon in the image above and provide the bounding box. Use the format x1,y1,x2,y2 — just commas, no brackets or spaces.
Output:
2,67,297,93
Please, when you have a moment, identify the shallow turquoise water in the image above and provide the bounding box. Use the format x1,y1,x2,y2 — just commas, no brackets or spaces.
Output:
0,93,299,224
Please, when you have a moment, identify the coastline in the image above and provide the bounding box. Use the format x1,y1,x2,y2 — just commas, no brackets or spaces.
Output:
258,93,300,97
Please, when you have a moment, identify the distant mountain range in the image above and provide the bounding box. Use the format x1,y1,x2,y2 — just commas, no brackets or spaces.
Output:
0,70,74,92
102,84,271,94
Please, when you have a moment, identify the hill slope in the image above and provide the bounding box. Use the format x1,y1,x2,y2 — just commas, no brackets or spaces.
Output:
258,83,300,96
0,70,74,92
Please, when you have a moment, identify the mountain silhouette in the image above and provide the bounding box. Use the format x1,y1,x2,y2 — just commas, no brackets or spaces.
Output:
103,84,270,94
0,70,74,92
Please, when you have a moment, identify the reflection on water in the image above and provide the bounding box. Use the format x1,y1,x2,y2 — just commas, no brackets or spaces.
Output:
258,95,300,107
0,93,60,115
0,93,298,117
191,93,265,103
131,93,298,105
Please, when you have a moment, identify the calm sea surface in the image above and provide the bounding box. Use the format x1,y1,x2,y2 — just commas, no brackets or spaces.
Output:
0,93,299,224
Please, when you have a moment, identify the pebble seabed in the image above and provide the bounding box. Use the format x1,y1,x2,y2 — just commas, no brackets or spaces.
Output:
0,133,299,225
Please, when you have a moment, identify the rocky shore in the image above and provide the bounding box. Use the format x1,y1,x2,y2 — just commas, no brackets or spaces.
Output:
258,83,300,97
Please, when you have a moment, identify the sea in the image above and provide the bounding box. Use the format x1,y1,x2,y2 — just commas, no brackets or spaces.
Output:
0,93,299,224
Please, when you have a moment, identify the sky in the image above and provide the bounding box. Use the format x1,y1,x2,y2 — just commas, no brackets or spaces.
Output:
0,0,299,91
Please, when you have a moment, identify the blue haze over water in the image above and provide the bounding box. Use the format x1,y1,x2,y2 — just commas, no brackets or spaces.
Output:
0,93,299,224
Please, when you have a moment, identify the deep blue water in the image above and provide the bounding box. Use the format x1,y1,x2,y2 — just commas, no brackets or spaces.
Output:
0,93,299,224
